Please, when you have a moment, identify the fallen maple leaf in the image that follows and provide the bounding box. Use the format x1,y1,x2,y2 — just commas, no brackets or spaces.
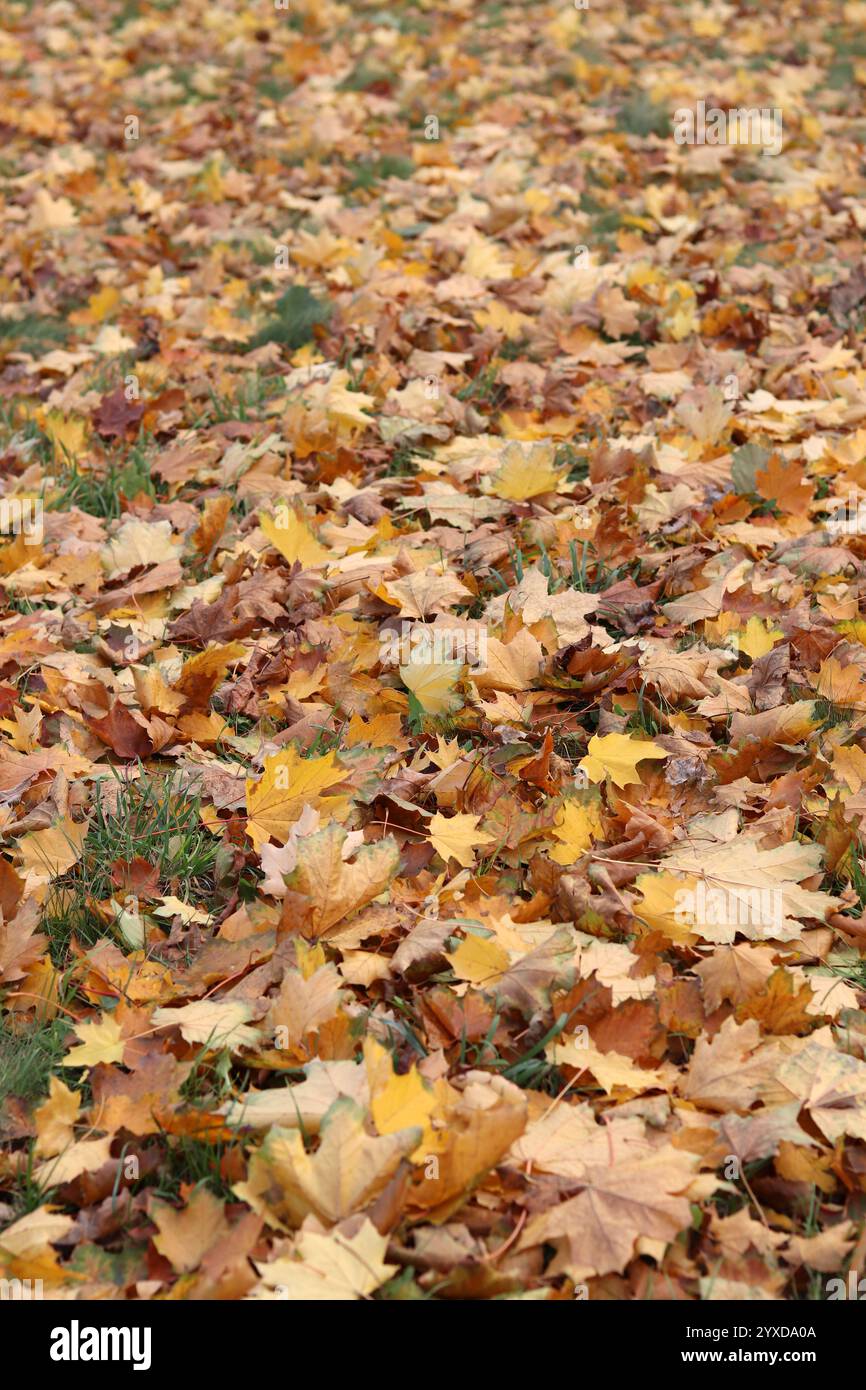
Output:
34,1136,113,1188
236,1098,419,1228
0,907,47,983
17,817,86,878
152,1000,261,1051
488,442,567,500
519,1147,696,1278
777,1039,866,1142
260,508,329,567
364,1038,438,1153
101,518,179,579
428,811,493,868
580,732,668,789
86,702,153,758
547,797,603,864
284,824,400,937
92,385,145,439
399,659,464,715
445,931,510,986
34,1077,81,1158
245,747,348,848
408,1071,526,1212
252,1219,396,1301
222,1060,369,1133
152,1188,230,1274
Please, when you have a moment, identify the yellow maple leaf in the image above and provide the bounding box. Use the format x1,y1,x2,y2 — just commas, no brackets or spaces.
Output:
548,1037,662,1096
428,811,494,868
0,1206,73,1258
284,665,327,700
176,711,229,744
18,817,87,878
0,530,42,574
344,712,405,748
253,1220,396,1301
29,189,77,231
286,824,400,937
364,1038,438,1153
462,237,512,279
296,940,328,979
173,641,246,707
235,1098,419,1227
94,324,136,354
548,798,603,865
34,1136,112,1188
634,871,700,944
832,744,866,794
407,1072,526,1211
151,1188,229,1274
579,732,667,789
811,657,866,711
474,302,531,340
42,411,88,462
445,932,510,986
498,412,574,441
472,628,543,692
837,620,866,648
733,617,784,661
428,735,462,769
489,442,567,501
324,375,375,432
260,508,330,568
34,1077,81,1158
246,747,348,848
0,703,42,752
65,1013,125,1068
399,659,463,716
70,285,121,325
152,999,261,1050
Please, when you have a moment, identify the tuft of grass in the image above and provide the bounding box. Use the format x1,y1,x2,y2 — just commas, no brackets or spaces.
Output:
198,372,283,424
337,62,391,93
615,95,671,138
42,775,220,963
0,1143,57,1219
79,775,220,899
0,1016,70,1104
48,446,157,520
555,442,590,483
456,364,505,407
814,696,849,731
828,839,866,921
0,406,54,466
147,1137,241,1202
568,540,637,594
386,443,423,476
247,285,332,351
342,155,414,191
39,890,107,964
0,313,70,354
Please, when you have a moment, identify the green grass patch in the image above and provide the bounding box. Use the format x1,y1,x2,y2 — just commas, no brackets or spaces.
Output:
41,775,221,964
615,95,671,138
80,775,220,900
48,445,157,520
247,284,332,352
342,155,415,191
0,1016,70,1105
0,313,70,354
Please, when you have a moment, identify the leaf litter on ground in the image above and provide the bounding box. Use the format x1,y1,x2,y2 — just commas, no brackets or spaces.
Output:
2,0,866,1304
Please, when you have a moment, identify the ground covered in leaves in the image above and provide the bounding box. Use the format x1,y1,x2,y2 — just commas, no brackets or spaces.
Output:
3,0,866,1303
